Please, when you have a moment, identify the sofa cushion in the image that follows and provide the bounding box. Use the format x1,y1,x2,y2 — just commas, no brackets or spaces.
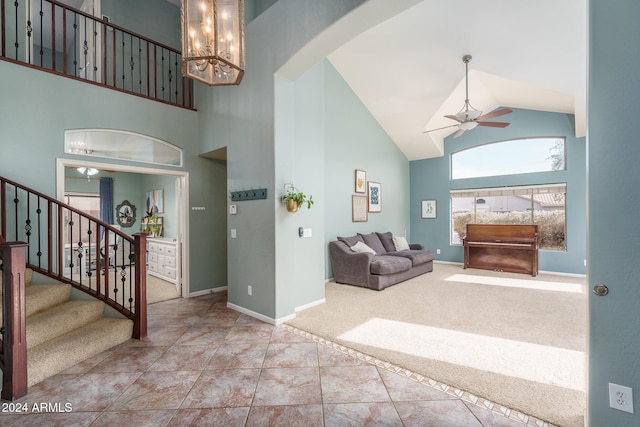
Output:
350,241,376,255
338,235,363,248
370,255,412,275
387,250,436,266
375,232,396,253
358,233,387,255
392,235,410,251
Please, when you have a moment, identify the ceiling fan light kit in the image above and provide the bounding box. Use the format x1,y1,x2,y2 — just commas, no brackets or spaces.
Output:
424,54,512,138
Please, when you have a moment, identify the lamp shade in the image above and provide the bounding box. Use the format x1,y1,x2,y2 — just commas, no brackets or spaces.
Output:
181,0,245,86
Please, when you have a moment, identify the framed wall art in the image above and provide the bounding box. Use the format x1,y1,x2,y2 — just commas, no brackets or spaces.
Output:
421,199,437,219
355,169,366,193
368,181,381,213
146,189,164,214
352,195,368,222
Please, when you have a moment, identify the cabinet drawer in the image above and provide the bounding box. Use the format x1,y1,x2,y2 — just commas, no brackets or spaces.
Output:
163,267,176,279
148,242,158,252
148,263,158,273
165,257,176,267
156,245,166,254
148,253,158,263
164,245,175,256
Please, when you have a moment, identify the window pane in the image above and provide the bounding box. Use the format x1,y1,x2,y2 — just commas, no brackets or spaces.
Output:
450,184,566,250
451,137,565,179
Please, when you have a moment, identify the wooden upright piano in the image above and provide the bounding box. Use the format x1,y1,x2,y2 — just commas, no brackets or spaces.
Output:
463,224,538,276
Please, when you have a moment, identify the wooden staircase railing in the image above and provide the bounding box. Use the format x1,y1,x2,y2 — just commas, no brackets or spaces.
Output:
0,0,194,110
0,176,147,400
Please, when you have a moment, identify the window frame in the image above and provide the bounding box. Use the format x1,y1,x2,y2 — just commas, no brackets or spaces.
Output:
450,183,567,251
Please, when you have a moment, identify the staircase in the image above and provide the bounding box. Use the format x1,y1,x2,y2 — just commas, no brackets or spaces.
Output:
0,269,133,387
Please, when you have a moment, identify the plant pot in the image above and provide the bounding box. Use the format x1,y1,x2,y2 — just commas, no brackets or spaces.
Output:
286,199,299,212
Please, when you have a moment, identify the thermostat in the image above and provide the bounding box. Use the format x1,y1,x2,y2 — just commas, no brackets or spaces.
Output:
229,204,237,215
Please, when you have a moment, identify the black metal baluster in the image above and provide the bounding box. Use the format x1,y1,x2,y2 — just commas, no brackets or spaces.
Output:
161,47,165,99
129,33,134,91
24,192,30,263
36,196,42,268
121,30,125,88
73,14,77,76
12,185,18,240
68,211,74,277
138,38,142,94
92,18,97,80
25,0,32,63
82,15,88,78
37,0,42,66
174,54,178,103
13,0,18,59
86,221,93,284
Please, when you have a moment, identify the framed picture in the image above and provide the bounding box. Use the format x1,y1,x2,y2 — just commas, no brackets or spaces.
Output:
146,189,164,214
421,199,437,219
355,169,366,193
368,181,381,213
352,195,368,222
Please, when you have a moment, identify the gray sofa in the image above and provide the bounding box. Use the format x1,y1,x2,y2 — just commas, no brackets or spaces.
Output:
329,232,435,291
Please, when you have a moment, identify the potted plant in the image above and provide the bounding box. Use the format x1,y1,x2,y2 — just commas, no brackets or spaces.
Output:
282,186,314,212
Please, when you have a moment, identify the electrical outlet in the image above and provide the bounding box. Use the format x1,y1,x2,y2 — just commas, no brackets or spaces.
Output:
248,285,252,296
609,383,634,413
437,249,441,255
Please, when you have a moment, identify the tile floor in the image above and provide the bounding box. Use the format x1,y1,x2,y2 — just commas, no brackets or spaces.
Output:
1,292,540,426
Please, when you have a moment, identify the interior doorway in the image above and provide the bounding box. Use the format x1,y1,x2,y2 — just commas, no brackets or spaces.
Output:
56,158,190,298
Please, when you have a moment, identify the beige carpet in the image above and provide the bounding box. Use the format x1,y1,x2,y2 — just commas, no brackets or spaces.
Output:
287,263,587,427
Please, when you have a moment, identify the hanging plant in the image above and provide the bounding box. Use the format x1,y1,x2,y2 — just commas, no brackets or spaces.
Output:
281,185,314,212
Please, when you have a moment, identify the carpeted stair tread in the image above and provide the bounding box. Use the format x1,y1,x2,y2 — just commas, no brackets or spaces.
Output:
26,284,72,316
0,283,72,325
27,317,134,386
26,300,106,349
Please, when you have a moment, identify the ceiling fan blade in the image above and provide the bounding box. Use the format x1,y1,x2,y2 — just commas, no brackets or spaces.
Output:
444,114,464,123
476,108,513,121
477,121,510,128
453,128,466,138
422,124,459,133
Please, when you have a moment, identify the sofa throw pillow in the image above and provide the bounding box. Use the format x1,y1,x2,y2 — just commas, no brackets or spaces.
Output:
358,232,387,255
376,231,396,253
350,241,376,255
392,235,410,251
338,235,363,248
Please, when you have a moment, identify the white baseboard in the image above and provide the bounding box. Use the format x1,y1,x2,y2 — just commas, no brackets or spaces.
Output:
227,302,278,325
296,298,325,312
189,286,227,298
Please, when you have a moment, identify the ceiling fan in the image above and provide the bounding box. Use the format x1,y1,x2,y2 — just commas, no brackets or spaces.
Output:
424,54,512,138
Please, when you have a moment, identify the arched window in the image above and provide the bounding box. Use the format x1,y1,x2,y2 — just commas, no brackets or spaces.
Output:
451,137,565,180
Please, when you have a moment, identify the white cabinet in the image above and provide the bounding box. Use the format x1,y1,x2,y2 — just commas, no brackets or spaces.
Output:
147,237,179,284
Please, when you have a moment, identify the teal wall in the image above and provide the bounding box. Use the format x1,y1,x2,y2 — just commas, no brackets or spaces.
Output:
196,0,374,320
410,108,587,275
103,0,180,49
588,1,640,425
0,59,227,294
323,60,410,278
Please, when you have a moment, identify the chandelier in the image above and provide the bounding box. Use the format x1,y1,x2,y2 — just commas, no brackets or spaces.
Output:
181,0,245,86
77,167,99,182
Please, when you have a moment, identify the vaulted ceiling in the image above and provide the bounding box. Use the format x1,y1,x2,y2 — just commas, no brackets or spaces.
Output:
327,0,586,160
165,0,586,161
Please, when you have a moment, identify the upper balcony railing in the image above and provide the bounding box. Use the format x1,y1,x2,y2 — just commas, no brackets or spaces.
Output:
0,0,194,109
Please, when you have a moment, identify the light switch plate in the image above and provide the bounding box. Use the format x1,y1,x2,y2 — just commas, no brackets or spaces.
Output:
230,229,237,239
229,204,237,215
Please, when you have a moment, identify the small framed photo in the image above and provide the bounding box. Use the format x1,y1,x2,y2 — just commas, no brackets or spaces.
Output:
421,199,437,219
352,195,368,222
355,170,366,193
368,181,381,213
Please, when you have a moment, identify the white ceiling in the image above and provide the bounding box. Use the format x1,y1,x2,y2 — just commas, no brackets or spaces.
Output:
327,0,587,160
166,0,586,161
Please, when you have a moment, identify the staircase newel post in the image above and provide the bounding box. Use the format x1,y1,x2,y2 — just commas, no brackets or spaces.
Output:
132,233,147,339
0,241,29,401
